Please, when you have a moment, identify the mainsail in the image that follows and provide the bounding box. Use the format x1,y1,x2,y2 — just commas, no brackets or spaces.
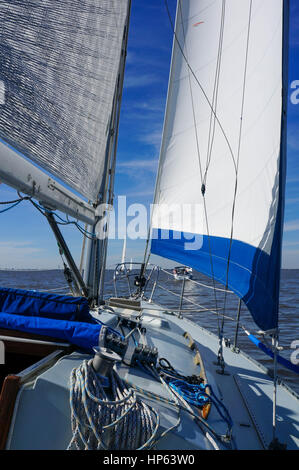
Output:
0,0,130,201
151,0,289,331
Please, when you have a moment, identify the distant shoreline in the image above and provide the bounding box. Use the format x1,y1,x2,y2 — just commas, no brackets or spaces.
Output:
0,268,63,272
0,268,298,272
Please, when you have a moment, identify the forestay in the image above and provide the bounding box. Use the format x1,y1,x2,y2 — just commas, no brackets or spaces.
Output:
0,0,129,201
151,0,288,331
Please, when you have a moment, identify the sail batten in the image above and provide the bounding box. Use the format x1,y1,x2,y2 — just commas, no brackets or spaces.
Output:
151,0,288,331
0,0,130,201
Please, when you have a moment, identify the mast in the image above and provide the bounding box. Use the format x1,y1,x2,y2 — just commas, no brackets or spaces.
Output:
98,0,132,303
269,0,289,449
84,0,132,305
276,0,290,316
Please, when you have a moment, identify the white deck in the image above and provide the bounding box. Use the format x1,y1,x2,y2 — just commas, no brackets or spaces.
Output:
6,302,299,450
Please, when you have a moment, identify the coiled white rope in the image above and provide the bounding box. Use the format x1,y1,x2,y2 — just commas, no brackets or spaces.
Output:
67,360,159,450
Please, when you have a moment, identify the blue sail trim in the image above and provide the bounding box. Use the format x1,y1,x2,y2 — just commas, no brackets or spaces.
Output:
151,229,279,331
0,287,120,352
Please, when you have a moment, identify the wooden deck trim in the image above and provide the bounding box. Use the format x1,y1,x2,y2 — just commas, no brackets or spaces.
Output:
183,330,212,420
0,375,21,450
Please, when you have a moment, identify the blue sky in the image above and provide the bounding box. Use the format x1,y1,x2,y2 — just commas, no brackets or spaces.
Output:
0,0,298,270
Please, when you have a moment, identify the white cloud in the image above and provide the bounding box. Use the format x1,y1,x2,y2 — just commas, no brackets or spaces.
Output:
284,220,299,232
124,73,161,89
138,129,162,149
117,159,158,172
287,177,299,184
287,127,299,152
0,241,42,252
0,241,54,269
290,3,299,47
286,197,299,204
125,189,155,198
283,241,299,248
132,99,165,113
282,250,299,269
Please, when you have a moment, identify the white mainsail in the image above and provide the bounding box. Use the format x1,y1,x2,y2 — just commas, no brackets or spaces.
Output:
0,0,130,202
151,0,288,330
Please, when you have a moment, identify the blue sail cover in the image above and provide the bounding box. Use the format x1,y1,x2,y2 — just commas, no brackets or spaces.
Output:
0,312,104,353
151,0,288,331
0,287,115,352
0,287,92,322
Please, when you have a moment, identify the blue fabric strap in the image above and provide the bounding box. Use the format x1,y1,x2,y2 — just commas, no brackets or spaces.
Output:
247,333,299,375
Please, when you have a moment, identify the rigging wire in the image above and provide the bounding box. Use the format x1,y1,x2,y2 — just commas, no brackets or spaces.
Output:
0,192,85,294
142,1,232,280
219,0,253,354
146,362,232,446
0,199,23,214
20,193,97,240
203,0,226,187
164,0,238,175
175,0,227,337
163,0,254,370
0,196,30,205
0,194,32,214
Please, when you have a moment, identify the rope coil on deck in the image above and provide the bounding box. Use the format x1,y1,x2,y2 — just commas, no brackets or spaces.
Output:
67,360,159,450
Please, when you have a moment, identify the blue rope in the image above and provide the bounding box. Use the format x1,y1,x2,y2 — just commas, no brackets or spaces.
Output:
136,360,233,431
0,199,22,213
32,201,97,239
204,384,233,429
0,194,96,239
131,332,138,347
165,378,209,406
165,377,233,429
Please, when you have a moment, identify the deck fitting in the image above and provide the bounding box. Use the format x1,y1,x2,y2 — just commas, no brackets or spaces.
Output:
268,438,287,450
215,368,230,376
213,356,230,376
